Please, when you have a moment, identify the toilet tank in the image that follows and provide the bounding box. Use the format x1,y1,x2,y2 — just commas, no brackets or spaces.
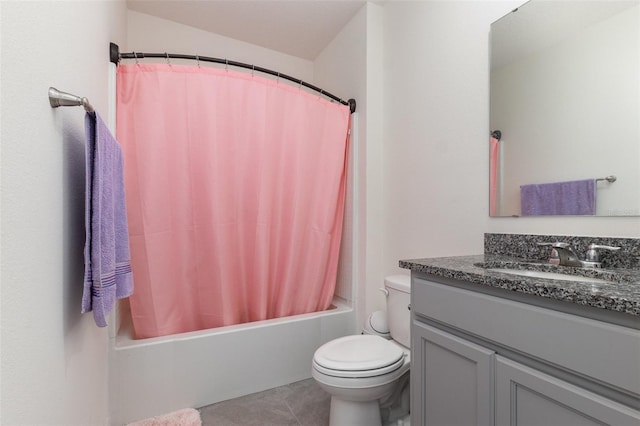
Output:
385,275,411,348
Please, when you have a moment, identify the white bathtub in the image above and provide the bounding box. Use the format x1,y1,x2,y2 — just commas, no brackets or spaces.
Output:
109,297,355,425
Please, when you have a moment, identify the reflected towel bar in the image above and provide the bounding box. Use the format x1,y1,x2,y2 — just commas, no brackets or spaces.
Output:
48,87,94,113
596,176,617,183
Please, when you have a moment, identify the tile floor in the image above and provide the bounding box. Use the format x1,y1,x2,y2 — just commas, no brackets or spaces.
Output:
198,378,330,426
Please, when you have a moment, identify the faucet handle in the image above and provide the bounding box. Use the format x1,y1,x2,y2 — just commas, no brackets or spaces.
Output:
585,244,621,263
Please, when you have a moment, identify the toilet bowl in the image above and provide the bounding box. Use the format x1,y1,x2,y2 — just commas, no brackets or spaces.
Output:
312,275,411,426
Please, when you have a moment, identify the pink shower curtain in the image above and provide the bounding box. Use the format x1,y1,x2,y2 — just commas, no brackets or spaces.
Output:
490,136,499,216
116,64,351,339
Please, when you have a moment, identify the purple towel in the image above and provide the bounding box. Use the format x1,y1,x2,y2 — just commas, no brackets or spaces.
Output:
520,179,596,216
82,112,134,327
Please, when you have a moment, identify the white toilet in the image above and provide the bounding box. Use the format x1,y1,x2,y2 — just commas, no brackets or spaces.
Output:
312,275,411,426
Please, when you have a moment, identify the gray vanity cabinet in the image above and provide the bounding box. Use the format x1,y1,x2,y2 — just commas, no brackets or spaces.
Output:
411,275,640,426
412,322,494,426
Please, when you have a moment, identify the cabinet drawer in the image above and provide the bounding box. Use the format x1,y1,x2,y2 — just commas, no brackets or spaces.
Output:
496,356,640,425
413,277,640,396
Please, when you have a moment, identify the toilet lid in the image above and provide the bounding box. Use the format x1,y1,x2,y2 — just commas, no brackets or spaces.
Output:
313,335,404,373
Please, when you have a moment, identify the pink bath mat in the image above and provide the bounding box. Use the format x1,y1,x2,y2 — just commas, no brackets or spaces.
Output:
127,408,201,426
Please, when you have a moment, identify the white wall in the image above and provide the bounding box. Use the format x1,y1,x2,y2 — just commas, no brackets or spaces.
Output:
1,1,127,425
363,2,387,328
127,10,314,83
314,2,384,330
383,1,516,274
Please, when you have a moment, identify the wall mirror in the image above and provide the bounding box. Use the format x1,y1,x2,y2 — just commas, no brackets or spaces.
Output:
489,0,639,217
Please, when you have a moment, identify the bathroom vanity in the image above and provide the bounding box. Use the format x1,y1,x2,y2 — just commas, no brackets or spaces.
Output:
401,234,640,426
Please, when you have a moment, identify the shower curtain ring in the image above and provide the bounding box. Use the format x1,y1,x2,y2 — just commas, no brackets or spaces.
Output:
252,65,255,77
277,72,280,84
225,59,228,71
165,52,171,65
196,55,200,67
133,52,139,65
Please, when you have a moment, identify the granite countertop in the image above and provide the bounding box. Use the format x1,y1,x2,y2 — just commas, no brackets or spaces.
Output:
400,254,640,317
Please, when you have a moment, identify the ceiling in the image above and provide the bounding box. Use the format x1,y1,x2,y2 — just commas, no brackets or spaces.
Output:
127,0,367,60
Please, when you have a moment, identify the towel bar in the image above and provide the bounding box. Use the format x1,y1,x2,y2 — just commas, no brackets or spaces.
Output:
596,176,616,183
48,87,94,113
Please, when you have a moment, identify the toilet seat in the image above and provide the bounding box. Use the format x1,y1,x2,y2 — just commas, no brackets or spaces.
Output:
313,335,405,378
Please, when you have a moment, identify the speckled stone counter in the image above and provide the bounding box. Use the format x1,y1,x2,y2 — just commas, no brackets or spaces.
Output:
400,233,640,318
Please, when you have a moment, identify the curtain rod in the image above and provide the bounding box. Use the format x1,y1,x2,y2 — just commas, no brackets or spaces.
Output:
109,43,356,114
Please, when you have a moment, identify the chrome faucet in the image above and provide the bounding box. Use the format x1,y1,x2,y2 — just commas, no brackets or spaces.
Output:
538,242,582,267
538,242,620,268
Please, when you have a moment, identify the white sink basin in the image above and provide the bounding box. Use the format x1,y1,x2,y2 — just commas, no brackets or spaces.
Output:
487,268,613,284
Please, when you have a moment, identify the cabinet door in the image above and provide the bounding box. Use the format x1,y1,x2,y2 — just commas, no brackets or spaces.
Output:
412,321,495,426
496,356,640,426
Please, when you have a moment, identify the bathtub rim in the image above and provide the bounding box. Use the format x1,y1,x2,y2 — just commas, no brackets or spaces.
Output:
114,296,353,349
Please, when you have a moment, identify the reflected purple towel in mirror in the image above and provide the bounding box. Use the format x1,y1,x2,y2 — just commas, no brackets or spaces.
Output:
520,179,596,216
